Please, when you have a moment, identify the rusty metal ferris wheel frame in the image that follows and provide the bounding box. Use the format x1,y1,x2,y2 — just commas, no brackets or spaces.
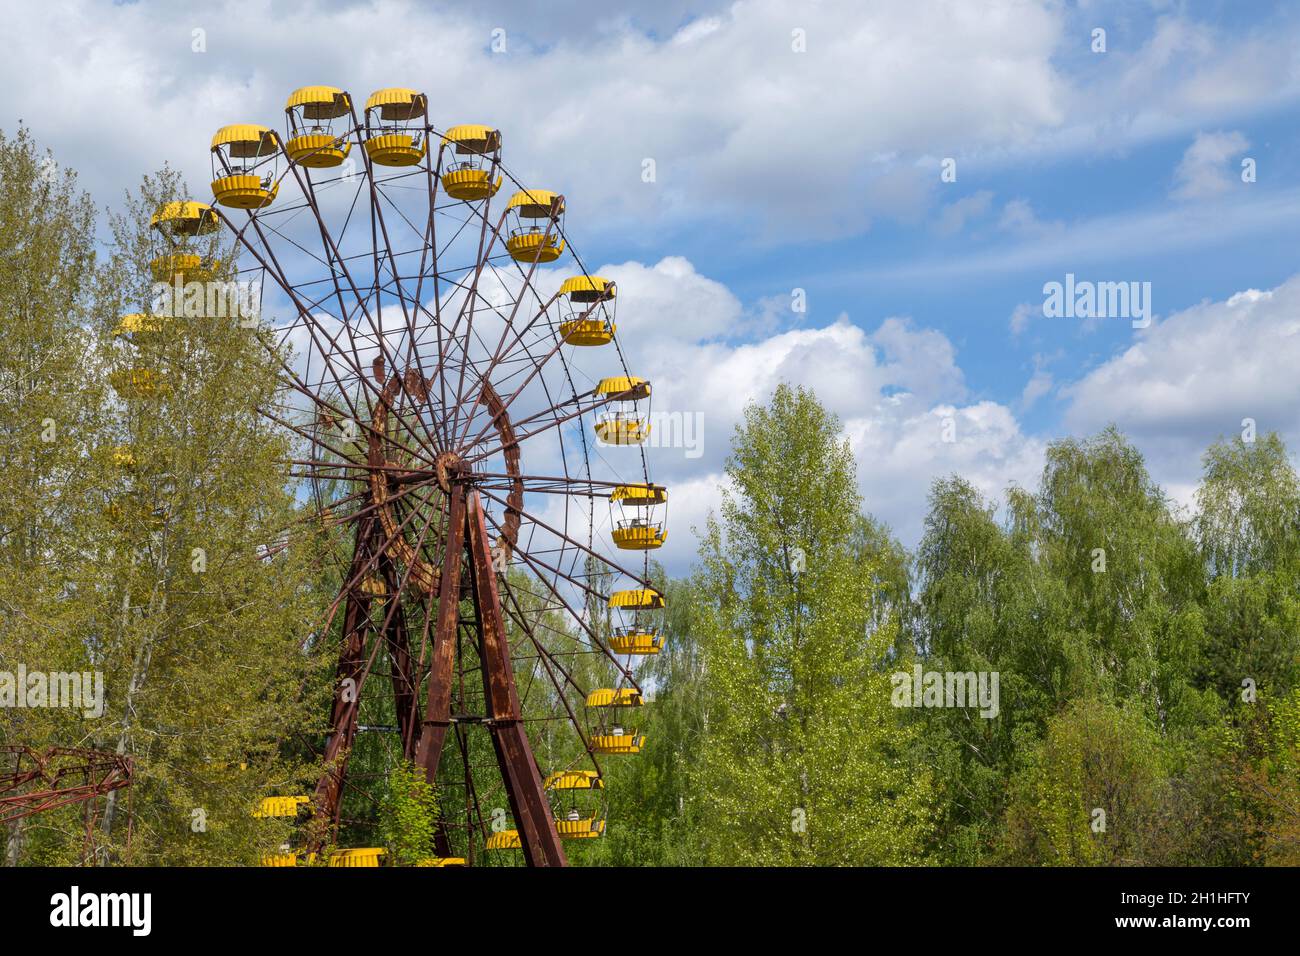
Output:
207,93,661,866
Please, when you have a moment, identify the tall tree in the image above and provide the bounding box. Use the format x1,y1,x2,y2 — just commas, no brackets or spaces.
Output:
690,384,934,865
0,126,108,864
81,168,328,864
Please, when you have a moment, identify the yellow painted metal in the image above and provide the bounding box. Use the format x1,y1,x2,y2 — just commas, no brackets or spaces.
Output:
485,829,521,850
286,133,351,168
442,124,500,152
611,483,666,505
150,201,218,235
415,857,467,867
608,588,664,610
612,523,666,550
260,852,299,867
441,167,502,200
590,732,645,755
595,415,648,445
609,630,665,655
506,231,565,263
558,275,614,301
210,124,281,157
586,688,643,708
558,318,615,345
253,795,310,818
285,85,351,119
365,133,426,167
364,88,427,120
211,174,278,210
544,770,604,791
359,574,387,597
506,188,563,217
113,313,169,337
149,253,203,282
328,847,386,867
595,376,650,397
555,816,606,840
109,368,167,398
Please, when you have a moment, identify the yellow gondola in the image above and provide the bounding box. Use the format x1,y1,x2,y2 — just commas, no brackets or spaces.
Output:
210,125,281,209
608,588,665,611
558,275,616,345
544,770,604,790
609,627,665,655
555,815,606,840
328,847,386,867
590,731,646,755
149,201,217,281
113,313,169,337
415,857,467,867
594,376,650,445
109,368,167,399
505,189,565,263
252,795,311,818
440,125,502,199
485,829,521,850
610,482,666,550
585,688,643,708
151,200,219,237
285,86,352,168
364,88,428,167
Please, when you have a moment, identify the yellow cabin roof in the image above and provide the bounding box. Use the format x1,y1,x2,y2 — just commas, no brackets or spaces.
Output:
609,588,665,610
365,87,427,119
596,376,650,397
442,124,500,151
544,770,604,790
586,688,643,708
559,275,614,299
253,795,310,818
507,188,563,215
611,483,666,505
210,124,281,156
486,829,521,850
150,201,218,233
113,313,169,336
285,85,351,118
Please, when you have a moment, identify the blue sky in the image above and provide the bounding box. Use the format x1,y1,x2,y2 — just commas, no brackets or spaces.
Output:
8,0,1300,571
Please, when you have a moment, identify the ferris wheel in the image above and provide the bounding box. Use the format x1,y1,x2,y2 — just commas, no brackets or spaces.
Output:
161,86,671,866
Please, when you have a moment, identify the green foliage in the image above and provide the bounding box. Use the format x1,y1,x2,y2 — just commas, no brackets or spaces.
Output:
689,384,935,865
377,761,440,866
1002,699,1168,865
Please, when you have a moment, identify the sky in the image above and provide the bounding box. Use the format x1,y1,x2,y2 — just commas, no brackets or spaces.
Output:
8,0,1300,573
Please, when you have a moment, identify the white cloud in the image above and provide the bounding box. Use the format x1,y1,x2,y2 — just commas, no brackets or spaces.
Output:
1062,275,1300,492
1171,130,1250,200
596,261,1042,561
998,197,1063,237
1009,302,1036,336
935,190,994,237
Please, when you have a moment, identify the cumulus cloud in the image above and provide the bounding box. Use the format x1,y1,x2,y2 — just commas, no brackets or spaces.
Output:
592,259,1043,562
1171,130,1250,200
1062,275,1300,494
935,190,994,237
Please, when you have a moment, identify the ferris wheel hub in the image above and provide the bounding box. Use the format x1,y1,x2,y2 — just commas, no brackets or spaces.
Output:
434,451,466,493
